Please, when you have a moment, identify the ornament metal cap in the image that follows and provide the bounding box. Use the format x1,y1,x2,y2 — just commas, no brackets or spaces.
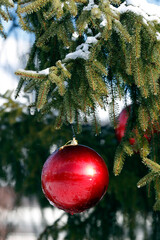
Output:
60,137,78,150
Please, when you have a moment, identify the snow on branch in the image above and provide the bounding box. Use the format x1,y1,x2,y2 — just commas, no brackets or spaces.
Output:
83,0,98,11
115,0,160,25
16,68,50,76
64,33,101,61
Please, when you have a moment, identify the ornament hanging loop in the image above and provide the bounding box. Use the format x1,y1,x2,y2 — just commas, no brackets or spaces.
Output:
71,137,78,145
59,138,78,150
60,124,78,150
70,124,78,145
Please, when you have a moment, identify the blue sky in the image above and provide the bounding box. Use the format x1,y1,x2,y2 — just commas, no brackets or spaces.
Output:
148,0,160,5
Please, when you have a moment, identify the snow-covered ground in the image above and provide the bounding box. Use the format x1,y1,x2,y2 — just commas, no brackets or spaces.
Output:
1,196,67,240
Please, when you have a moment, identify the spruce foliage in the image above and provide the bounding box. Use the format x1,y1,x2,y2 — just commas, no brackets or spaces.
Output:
0,0,14,37
11,0,160,209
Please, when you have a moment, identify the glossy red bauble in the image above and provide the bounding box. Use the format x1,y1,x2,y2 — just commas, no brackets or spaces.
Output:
115,106,159,144
41,145,109,214
115,106,135,143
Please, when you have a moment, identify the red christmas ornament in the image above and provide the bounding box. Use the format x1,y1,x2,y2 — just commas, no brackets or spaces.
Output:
115,106,158,144
115,106,135,144
41,142,109,215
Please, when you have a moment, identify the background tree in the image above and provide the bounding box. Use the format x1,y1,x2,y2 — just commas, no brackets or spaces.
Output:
0,91,160,240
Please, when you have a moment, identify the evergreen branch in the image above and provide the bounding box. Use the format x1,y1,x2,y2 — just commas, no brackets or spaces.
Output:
64,0,77,17
116,77,123,99
24,80,37,92
154,97,160,112
138,106,149,131
36,12,47,31
92,60,108,76
17,3,34,32
91,6,102,20
103,4,119,22
56,61,71,79
48,72,65,96
134,59,144,88
123,142,134,156
139,140,150,159
113,19,131,43
0,25,6,38
85,59,108,95
137,172,158,188
75,0,87,2
125,52,132,75
0,8,10,21
75,110,82,133
71,90,82,109
135,23,141,59
43,3,55,20
149,66,159,95
0,0,14,37
15,69,48,80
19,0,51,14
57,24,72,48
0,23,3,32
89,39,102,61
90,92,105,108
37,80,50,110
36,21,58,47
113,145,126,176
77,10,90,35
106,14,112,31
39,97,58,115
19,0,31,5
52,0,64,19
64,92,75,124
1,0,14,7
93,109,101,135
136,61,141,87
86,65,97,91
15,78,25,99
54,105,64,129
86,60,108,95
49,61,71,96
110,0,121,5
142,158,160,173
153,200,160,211
140,68,149,98
101,26,111,41
95,77,108,95
154,177,160,211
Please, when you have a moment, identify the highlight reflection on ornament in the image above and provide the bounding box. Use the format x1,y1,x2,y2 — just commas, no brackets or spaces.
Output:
86,166,96,177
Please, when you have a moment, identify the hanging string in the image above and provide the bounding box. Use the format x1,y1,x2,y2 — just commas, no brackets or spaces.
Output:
71,123,76,139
